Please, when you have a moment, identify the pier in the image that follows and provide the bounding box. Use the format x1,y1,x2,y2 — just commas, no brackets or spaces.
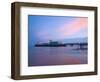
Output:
35,40,88,49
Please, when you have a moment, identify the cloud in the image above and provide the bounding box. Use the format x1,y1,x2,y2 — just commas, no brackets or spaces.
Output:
35,17,88,41
57,17,88,38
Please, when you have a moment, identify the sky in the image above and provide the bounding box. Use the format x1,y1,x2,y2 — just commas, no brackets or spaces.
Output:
28,15,88,46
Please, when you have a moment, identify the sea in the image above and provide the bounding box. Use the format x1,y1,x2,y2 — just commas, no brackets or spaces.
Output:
28,46,87,66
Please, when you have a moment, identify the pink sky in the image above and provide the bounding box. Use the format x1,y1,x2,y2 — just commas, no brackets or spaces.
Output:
36,17,88,41
57,18,88,38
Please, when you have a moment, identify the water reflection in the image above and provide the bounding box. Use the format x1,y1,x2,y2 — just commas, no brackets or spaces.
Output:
28,47,87,66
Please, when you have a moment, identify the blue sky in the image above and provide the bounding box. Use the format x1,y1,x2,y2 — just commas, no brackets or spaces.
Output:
28,15,88,46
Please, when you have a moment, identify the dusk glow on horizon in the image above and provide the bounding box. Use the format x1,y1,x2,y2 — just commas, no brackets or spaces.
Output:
28,15,88,46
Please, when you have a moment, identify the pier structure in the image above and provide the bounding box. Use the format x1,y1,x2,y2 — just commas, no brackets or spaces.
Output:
35,40,88,49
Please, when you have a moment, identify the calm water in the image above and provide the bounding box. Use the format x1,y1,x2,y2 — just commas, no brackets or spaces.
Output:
28,47,87,66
